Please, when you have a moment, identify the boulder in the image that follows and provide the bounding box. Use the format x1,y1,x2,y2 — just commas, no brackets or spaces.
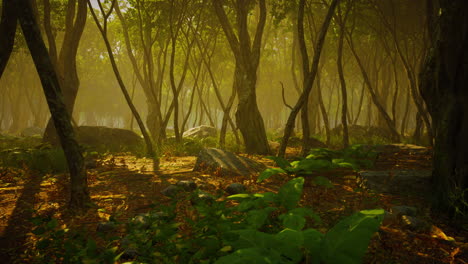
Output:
161,185,180,198
225,183,247,195
20,127,44,137
176,180,197,191
76,126,143,152
96,221,116,233
358,170,431,195
191,191,215,205
183,125,217,139
193,148,266,176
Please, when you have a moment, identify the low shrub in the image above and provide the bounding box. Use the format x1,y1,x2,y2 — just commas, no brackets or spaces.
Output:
27,178,383,264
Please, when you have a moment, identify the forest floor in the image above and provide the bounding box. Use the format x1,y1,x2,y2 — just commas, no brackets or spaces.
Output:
0,145,467,263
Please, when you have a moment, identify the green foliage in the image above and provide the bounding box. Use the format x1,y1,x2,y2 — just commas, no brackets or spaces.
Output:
258,145,377,182
0,146,68,174
28,215,120,264
28,178,383,263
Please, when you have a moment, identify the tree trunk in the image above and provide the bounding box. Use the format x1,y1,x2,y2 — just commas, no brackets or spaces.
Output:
212,0,270,154
419,0,468,216
278,0,339,158
16,0,90,210
0,0,17,77
88,0,157,169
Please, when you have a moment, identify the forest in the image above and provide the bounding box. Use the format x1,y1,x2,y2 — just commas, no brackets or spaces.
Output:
0,0,467,263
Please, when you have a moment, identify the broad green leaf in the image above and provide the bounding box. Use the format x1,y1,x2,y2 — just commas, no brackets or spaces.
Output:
312,176,334,188
320,209,384,264
214,247,278,264
302,228,324,264
290,159,333,174
279,212,306,230
247,207,276,229
266,156,291,169
258,168,287,183
274,229,304,262
278,177,304,210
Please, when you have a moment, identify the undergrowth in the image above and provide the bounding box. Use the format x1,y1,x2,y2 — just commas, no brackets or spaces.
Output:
27,177,383,264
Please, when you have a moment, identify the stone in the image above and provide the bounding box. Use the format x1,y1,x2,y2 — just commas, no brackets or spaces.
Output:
391,206,417,217
226,183,247,195
176,180,197,191
131,212,166,229
161,185,180,197
20,127,44,137
96,222,116,233
182,125,217,139
75,126,143,152
191,191,215,205
400,215,430,232
358,170,432,195
193,148,266,176
121,248,140,260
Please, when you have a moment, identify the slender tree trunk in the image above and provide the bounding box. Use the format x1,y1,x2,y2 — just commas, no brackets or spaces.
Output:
278,0,339,157
16,0,90,210
88,0,157,169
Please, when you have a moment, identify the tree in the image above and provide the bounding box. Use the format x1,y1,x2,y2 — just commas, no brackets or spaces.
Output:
0,0,90,210
42,0,88,144
419,0,468,216
278,0,339,158
87,0,158,169
211,0,270,154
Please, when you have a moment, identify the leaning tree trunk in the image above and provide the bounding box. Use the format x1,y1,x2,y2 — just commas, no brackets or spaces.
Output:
419,0,468,217
16,0,90,210
0,0,17,77
278,0,339,158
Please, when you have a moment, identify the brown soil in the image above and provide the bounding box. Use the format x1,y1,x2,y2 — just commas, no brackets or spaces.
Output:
0,145,466,263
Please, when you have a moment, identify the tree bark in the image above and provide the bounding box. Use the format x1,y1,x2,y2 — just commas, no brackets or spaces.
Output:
278,0,339,157
419,0,468,216
0,0,17,78
212,0,270,154
16,0,90,210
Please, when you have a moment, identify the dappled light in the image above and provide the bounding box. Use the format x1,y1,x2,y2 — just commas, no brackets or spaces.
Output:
1,0,467,263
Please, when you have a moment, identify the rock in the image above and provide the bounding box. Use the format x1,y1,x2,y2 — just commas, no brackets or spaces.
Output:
96,222,116,233
161,185,180,197
358,170,431,195
226,183,247,195
75,126,143,152
191,191,215,205
193,148,266,176
391,206,417,217
400,215,430,232
382,211,398,226
176,180,197,191
121,248,140,260
131,211,166,229
20,127,44,137
183,125,217,139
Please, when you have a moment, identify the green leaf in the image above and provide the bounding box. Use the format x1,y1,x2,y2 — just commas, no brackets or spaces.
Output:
279,212,306,230
247,207,277,229
266,156,291,169
274,229,304,263
302,229,324,263
257,168,287,183
214,247,277,264
290,159,333,174
46,218,58,229
278,177,304,210
312,176,334,188
32,227,46,236
320,209,384,264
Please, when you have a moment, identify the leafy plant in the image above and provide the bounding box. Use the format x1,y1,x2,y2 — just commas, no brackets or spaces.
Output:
258,145,377,182
27,178,383,263
28,215,120,264
0,146,68,174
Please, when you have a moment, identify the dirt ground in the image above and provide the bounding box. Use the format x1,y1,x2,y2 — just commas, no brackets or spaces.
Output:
0,145,466,263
